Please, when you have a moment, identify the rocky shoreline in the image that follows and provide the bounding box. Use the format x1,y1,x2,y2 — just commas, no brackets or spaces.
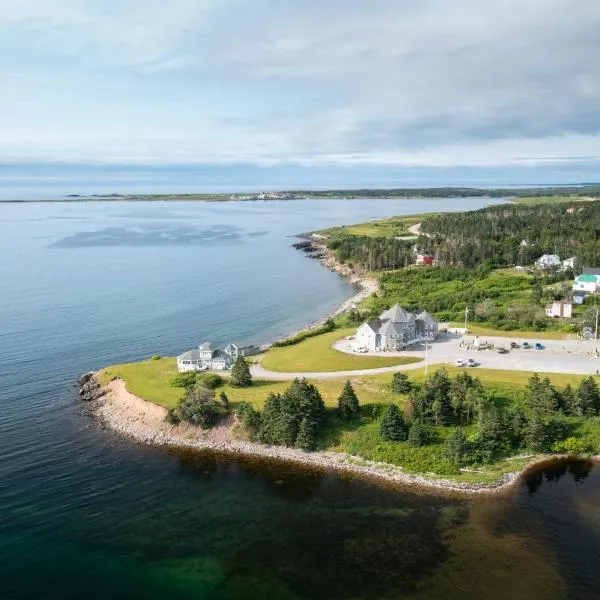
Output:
83,376,567,496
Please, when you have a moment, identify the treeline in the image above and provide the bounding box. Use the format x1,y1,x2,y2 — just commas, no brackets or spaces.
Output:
420,200,600,268
290,186,600,199
326,199,600,271
382,369,600,469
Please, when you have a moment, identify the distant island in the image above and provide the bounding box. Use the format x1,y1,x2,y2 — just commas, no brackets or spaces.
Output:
5,184,600,203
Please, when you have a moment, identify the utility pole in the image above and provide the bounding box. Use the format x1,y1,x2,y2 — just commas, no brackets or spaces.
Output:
595,306,599,340
464,306,469,335
424,343,430,376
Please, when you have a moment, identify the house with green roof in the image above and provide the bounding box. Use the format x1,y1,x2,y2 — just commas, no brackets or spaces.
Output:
573,273,599,294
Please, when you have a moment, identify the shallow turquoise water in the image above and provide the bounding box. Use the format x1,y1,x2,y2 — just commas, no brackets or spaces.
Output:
2,197,600,599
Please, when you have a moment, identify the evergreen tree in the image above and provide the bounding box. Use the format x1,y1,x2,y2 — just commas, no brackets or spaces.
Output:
407,421,428,447
445,427,469,469
237,402,262,440
379,404,408,441
391,372,412,394
525,414,568,452
561,384,581,416
337,380,360,420
230,356,252,388
576,377,600,416
525,373,558,416
296,417,318,451
284,378,326,426
219,391,230,409
259,393,283,444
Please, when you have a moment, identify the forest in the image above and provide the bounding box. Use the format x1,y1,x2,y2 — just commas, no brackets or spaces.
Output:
325,199,600,270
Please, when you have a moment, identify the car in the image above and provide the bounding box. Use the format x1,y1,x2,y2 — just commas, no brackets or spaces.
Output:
497,347,509,354
352,346,367,353
456,359,466,367
534,342,544,350
510,342,520,349
467,358,477,367
522,342,531,349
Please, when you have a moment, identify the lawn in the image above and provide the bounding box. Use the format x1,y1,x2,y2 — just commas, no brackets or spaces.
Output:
260,328,422,372
97,356,400,410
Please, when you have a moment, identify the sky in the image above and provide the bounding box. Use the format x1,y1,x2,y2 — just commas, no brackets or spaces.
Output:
2,0,600,195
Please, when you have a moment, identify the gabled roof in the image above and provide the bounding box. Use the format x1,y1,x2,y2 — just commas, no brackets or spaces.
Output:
362,319,382,333
177,349,201,361
536,254,560,263
415,310,437,325
198,342,216,351
582,267,600,276
379,304,411,322
576,274,598,282
379,319,405,336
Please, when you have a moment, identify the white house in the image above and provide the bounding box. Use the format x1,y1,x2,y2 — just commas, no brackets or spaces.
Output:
545,300,572,318
535,254,561,269
177,341,260,372
354,304,439,352
562,256,576,270
573,268,600,294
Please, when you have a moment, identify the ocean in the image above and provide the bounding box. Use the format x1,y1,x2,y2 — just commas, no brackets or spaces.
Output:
1,197,599,599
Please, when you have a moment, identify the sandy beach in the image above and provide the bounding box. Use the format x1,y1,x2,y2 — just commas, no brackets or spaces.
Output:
92,376,560,496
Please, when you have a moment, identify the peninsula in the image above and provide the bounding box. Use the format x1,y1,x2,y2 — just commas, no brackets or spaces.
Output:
85,196,600,493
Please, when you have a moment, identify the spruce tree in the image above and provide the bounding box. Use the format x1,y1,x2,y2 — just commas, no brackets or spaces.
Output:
337,380,360,420
445,428,468,469
391,372,412,394
296,417,318,451
230,356,252,388
576,377,600,416
407,421,428,447
380,404,408,441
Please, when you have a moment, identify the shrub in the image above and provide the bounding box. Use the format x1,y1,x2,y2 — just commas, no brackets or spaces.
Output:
391,372,412,394
169,372,199,389
551,437,590,455
237,402,262,440
151,355,162,361
219,391,230,408
197,373,224,389
407,422,429,447
177,384,220,429
165,408,180,425
272,318,336,347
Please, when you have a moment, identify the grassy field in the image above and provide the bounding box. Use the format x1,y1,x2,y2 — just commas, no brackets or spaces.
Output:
260,328,421,372
98,356,600,482
513,195,597,205
320,215,425,238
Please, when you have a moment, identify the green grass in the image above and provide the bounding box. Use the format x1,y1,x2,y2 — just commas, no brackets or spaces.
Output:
320,215,425,238
513,195,597,205
260,328,421,372
99,356,600,484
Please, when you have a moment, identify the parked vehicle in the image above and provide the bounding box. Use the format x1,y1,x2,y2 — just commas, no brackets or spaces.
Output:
352,347,368,353
510,342,520,349
456,359,466,367
534,342,544,350
467,358,477,367
497,347,509,354
522,342,531,349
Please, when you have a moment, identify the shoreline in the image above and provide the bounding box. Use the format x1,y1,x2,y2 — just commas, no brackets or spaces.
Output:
88,377,596,496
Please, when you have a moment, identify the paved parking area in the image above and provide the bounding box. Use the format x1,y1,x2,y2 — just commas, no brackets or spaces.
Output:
334,333,600,376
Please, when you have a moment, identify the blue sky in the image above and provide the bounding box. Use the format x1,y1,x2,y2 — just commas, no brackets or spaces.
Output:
2,0,600,195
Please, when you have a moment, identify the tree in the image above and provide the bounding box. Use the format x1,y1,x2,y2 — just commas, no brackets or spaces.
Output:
237,402,262,440
561,384,581,416
230,356,252,388
219,391,230,409
525,414,568,452
296,417,318,451
391,372,412,394
337,380,360,420
177,384,220,429
445,428,468,469
525,373,558,416
407,421,428,447
284,378,326,426
380,404,408,441
576,377,600,416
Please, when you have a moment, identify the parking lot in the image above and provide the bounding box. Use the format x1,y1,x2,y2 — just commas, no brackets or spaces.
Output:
334,333,600,376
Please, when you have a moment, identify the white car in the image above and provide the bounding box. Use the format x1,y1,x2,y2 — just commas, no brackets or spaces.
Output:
456,359,466,367
352,346,368,353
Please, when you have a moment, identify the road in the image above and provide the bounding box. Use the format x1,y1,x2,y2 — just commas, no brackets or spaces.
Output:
251,333,600,380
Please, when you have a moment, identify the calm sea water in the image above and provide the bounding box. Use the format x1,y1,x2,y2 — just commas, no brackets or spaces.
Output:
1,197,600,600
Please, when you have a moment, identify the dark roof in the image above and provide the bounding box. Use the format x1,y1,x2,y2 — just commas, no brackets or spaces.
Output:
582,267,600,276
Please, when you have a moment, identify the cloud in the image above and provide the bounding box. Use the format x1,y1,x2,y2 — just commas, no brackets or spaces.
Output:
1,0,600,171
